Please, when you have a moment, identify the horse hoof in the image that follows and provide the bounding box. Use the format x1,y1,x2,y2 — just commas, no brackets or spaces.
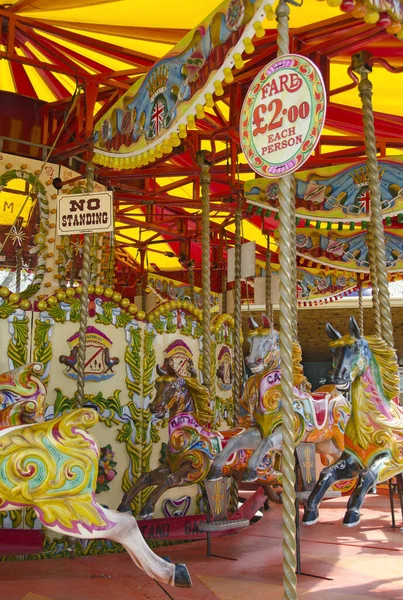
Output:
242,468,258,482
162,556,172,563
302,508,319,526
343,511,360,527
117,503,131,513
174,563,192,588
139,508,154,520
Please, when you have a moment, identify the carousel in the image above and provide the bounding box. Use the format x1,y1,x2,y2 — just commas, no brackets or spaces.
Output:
0,0,403,598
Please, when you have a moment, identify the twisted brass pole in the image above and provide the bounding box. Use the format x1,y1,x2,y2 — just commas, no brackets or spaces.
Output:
290,176,298,340
233,196,243,423
16,248,22,294
222,271,227,313
276,1,297,598
265,240,274,324
197,151,212,392
358,281,364,335
353,53,394,347
366,223,381,337
75,162,94,407
188,264,195,305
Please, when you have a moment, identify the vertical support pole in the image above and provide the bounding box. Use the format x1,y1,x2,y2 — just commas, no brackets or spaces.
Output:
366,223,381,338
276,2,297,598
222,270,227,314
290,177,298,341
196,151,212,393
233,196,243,424
358,280,365,335
15,247,22,294
265,239,274,324
75,162,94,407
188,263,195,304
352,52,394,347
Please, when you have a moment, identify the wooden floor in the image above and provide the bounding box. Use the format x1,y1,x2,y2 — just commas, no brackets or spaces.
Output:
1,493,403,600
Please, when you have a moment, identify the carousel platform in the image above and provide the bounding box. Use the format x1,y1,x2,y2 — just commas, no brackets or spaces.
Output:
0,492,402,600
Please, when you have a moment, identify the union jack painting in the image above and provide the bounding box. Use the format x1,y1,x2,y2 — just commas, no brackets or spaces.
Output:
151,98,166,137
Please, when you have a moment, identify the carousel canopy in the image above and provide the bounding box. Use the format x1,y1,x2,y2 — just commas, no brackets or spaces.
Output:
1,0,403,302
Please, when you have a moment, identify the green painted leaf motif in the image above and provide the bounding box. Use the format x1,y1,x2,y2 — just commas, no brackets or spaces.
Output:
0,302,17,319
47,306,67,323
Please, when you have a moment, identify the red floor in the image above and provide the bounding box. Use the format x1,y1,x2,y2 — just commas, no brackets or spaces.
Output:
1,493,402,600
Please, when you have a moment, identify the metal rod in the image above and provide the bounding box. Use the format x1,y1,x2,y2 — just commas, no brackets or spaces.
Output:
276,2,298,598
75,162,94,407
265,239,273,324
233,195,243,423
353,53,394,347
196,151,212,392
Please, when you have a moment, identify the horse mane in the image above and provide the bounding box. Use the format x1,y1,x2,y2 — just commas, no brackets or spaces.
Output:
365,336,400,402
183,377,212,426
292,342,312,391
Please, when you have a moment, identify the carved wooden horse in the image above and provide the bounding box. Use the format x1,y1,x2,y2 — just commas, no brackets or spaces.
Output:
303,316,403,527
117,365,281,518
0,366,191,588
208,316,350,482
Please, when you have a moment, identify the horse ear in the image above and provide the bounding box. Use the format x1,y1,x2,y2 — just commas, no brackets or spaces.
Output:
248,316,259,330
261,314,271,329
349,316,362,339
326,322,342,341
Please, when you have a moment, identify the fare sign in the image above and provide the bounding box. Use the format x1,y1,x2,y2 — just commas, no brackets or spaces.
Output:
240,54,326,178
57,191,114,235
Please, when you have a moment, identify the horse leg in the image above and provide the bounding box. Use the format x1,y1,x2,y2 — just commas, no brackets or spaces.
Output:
40,507,191,588
118,465,171,513
343,453,388,527
243,430,282,482
208,427,262,481
302,452,361,525
314,439,342,465
139,462,198,519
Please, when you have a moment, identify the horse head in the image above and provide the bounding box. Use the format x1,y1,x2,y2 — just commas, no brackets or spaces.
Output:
245,315,280,374
151,364,187,418
326,316,369,391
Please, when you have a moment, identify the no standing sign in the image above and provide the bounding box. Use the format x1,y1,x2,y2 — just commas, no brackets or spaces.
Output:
57,191,114,236
240,54,326,178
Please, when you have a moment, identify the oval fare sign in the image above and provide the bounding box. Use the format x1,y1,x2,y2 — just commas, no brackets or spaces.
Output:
240,54,326,178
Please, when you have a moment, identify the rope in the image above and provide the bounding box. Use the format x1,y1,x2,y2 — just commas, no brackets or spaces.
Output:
75,162,94,407
357,73,394,347
233,196,243,424
196,151,212,392
276,1,297,598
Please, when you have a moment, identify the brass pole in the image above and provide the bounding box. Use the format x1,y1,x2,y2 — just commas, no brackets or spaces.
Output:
233,195,243,423
276,1,297,598
358,280,364,335
290,176,298,340
366,223,381,337
75,162,94,407
265,239,274,324
188,263,195,304
196,151,212,392
353,52,394,347
15,248,22,294
222,271,227,314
